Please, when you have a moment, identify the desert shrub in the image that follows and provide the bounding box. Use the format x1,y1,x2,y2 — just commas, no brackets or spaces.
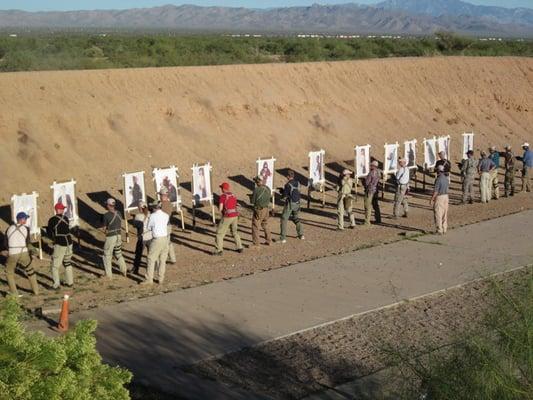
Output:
0,297,132,400
385,270,533,400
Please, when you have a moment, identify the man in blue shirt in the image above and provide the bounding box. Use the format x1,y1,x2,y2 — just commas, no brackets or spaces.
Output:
489,146,500,200
521,143,532,193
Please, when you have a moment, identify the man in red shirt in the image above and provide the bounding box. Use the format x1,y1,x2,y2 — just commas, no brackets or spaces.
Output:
213,182,244,255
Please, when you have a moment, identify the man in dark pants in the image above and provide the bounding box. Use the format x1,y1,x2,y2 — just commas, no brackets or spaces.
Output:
279,170,304,243
364,160,381,226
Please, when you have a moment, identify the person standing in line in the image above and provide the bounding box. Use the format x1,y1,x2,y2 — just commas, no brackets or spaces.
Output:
279,170,304,243
250,175,272,248
101,198,127,279
363,160,381,226
461,150,478,204
159,187,176,265
430,165,449,235
393,158,410,219
478,151,496,203
3,212,40,296
435,151,451,176
213,182,244,255
140,201,169,285
489,146,500,200
132,200,151,276
46,203,74,289
503,145,516,197
336,169,356,230
521,142,532,193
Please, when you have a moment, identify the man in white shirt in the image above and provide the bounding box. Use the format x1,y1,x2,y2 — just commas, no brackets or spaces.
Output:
3,212,40,296
140,202,169,285
393,158,410,219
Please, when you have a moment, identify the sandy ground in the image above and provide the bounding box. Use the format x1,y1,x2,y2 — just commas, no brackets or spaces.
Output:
190,267,531,400
0,57,532,311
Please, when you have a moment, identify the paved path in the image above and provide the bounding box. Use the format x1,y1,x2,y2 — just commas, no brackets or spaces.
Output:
51,211,533,398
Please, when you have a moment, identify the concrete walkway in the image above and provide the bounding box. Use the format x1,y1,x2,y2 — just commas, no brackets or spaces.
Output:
58,211,533,398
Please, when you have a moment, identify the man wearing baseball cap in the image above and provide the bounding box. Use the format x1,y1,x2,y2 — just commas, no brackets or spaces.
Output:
478,151,496,203
336,169,356,230
101,198,127,278
489,146,500,200
46,202,74,289
430,165,449,235
503,145,516,197
213,182,243,255
3,212,40,296
521,142,532,193
461,150,478,204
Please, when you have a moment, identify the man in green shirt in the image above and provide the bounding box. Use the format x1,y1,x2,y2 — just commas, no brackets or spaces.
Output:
101,198,127,279
250,175,272,247
336,169,356,230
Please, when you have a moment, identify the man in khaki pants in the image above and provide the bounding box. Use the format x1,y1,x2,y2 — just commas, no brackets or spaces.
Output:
478,151,496,203
46,202,74,289
430,165,449,235
336,169,356,230
101,198,127,278
141,201,169,285
250,176,272,247
213,182,244,255
4,212,40,296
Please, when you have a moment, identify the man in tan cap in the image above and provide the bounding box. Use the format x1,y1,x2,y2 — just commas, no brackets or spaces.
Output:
393,158,410,218
431,165,449,234
101,198,127,278
478,151,496,203
250,175,272,247
214,182,244,255
336,169,356,230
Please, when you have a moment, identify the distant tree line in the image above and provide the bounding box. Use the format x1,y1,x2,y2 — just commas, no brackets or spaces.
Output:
0,32,531,72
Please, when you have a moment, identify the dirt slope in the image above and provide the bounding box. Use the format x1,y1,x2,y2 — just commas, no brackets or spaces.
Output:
0,56,532,211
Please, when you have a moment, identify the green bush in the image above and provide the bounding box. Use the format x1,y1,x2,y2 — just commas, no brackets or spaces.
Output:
0,297,132,400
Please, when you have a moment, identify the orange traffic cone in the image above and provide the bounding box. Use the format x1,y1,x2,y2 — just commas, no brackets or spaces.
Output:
57,294,70,333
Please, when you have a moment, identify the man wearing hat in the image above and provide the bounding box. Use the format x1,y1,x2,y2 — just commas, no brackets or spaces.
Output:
435,151,451,176
159,187,176,265
521,142,532,193
250,175,272,247
503,145,516,197
461,150,478,204
3,212,40,296
101,198,127,278
279,170,304,243
489,146,500,200
363,160,381,226
141,201,169,285
336,169,356,230
213,182,243,255
478,151,496,203
393,158,410,219
430,165,449,235
46,202,74,289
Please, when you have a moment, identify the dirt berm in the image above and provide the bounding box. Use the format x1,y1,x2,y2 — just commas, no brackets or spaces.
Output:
0,56,531,208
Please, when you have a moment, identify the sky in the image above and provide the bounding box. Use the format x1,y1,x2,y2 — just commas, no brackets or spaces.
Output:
0,0,532,11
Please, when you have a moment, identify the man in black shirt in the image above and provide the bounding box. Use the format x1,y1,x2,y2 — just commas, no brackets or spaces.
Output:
101,198,127,278
435,151,451,176
47,203,74,289
279,170,304,243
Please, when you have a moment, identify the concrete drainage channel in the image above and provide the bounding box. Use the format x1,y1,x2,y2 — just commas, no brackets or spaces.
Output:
186,266,531,400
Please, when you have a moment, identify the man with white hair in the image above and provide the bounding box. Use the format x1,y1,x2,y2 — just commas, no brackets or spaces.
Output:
363,160,381,226
101,198,127,279
489,146,500,200
393,158,410,219
478,151,496,203
430,165,449,235
336,169,356,230
521,142,532,192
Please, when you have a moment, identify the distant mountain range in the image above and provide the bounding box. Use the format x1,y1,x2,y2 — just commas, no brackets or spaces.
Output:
0,0,532,37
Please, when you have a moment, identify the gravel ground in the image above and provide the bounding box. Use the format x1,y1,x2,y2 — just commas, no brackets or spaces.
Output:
5,170,532,314
188,267,532,400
